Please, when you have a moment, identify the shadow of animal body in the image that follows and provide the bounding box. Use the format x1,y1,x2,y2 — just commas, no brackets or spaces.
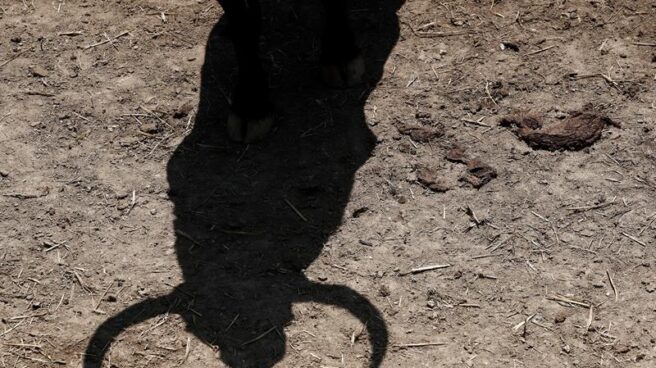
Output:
85,1,403,367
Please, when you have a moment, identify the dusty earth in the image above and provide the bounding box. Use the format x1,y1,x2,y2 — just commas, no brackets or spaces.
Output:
2,0,656,367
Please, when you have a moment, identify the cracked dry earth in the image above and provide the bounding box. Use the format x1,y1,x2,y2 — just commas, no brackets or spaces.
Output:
2,1,656,367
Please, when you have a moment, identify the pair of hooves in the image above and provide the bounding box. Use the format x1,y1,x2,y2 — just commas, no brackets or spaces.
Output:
227,56,365,143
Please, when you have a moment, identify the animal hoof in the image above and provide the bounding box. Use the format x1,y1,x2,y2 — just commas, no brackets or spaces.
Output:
321,54,365,88
227,112,274,143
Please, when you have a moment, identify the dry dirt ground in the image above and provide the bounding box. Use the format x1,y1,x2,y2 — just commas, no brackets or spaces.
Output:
2,1,656,367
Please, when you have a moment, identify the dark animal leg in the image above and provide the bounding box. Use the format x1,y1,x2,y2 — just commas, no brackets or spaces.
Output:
297,282,388,368
321,0,364,87
83,294,178,368
218,0,273,143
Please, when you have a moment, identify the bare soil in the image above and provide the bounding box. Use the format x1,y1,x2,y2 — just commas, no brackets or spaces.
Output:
2,1,656,367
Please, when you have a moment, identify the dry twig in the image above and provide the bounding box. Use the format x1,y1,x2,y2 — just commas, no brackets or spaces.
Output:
400,264,451,276
606,270,618,301
84,31,129,50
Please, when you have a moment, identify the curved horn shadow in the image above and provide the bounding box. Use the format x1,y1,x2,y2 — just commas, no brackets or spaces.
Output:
83,294,178,368
297,282,389,368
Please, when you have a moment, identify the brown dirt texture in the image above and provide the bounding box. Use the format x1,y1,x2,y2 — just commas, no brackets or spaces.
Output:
2,1,656,367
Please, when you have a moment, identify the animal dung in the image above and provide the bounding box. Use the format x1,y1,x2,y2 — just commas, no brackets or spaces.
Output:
397,112,445,143
445,145,469,163
397,124,444,143
412,145,498,191
500,110,620,151
459,159,497,189
444,145,497,189
416,166,450,192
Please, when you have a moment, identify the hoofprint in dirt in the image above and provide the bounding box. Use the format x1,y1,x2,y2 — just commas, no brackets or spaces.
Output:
1,1,656,367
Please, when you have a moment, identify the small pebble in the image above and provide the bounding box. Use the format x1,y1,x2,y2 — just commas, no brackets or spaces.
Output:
358,239,373,246
614,343,630,354
30,65,48,78
139,123,159,134
174,101,194,119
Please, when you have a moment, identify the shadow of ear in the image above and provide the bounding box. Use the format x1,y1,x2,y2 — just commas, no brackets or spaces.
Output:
83,293,179,368
296,282,388,368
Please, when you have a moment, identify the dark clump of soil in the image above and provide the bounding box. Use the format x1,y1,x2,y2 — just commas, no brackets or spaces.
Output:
398,124,444,142
397,113,444,143
460,159,497,188
416,167,450,192
445,145,497,189
500,110,619,151
445,145,469,163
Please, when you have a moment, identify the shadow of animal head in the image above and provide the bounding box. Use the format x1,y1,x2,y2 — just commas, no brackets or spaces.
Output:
84,1,404,366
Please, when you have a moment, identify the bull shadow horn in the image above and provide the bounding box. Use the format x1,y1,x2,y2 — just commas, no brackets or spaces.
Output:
83,293,179,368
296,282,388,368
